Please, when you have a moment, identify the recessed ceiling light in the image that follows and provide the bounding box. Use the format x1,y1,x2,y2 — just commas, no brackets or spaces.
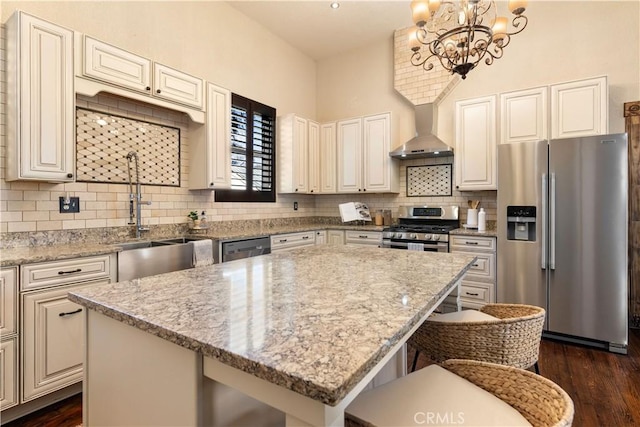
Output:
330,2,340,9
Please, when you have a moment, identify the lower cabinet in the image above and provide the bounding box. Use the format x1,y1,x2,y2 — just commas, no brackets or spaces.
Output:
1,337,18,410
270,231,316,252
448,235,497,309
314,230,327,245
327,230,345,245
344,230,382,247
21,278,110,402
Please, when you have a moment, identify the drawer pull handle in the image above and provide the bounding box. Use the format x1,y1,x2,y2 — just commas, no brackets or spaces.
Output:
472,264,479,267
465,292,479,296
59,308,83,317
359,235,368,239
465,242,479,245
279,239,287,243
302,236,310,240
58,268,82,275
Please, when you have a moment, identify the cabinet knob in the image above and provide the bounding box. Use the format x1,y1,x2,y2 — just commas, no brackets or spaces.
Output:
456,185,459,189
358,189,362,192
145,86,151,91
156,89,161,94
363,188,367,192
295,188,298,192
310,190,314,193
210,183,214,187
66,173,73,178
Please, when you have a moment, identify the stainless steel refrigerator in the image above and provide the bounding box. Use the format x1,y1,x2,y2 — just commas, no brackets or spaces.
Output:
497,134,628,353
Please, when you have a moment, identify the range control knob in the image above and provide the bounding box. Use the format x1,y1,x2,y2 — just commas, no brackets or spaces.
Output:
394,233,402,239
424,234,432,241
432,234,440,241
410,233,417,239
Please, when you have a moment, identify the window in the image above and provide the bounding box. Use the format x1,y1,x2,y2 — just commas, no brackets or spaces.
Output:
215,94,276,203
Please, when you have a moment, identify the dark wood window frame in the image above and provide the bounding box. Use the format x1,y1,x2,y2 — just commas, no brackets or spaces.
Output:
215,94,277,203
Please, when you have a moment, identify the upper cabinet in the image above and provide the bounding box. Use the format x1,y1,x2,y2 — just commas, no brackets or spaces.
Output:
319,123,337,194
189,83,231,190
455,95,497,191
550,76,608,139
500,87,548,144
80,36,204,109
5,12,75,182
278,114,309,194
307,121,320,194
337,113,398,194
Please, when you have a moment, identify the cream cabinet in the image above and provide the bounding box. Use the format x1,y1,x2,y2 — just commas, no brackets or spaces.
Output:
270,231,315,252
455,96,497,191
500,87,548,144
1,338,18,410
1,267,19,411
327,230,345,245
5,11,75,182
337,113,398,194
19,254,116,403
319,123,337,193
550,76,608,139
449,235,496,309
315,230,327,245
278,114,310,194
189,83,232,190
308,121,321,194
80,35,204,109
345,230,382,247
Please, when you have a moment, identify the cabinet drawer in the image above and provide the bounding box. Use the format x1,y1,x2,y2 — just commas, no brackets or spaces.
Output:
464,252,495,283
270,231,315,251
460,282,493,304
21,254,114,291
1,267,18,337
153,63,203,109
450,235,496,252
345,230,381,246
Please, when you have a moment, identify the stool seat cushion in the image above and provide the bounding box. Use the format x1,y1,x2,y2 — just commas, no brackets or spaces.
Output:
428,309,498,323
346,364,531,427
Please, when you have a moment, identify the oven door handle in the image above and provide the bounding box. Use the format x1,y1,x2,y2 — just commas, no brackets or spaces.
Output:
383,240,449,252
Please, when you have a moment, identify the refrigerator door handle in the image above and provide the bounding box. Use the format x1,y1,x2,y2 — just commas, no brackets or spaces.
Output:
550,173,556,270
541,173,547,269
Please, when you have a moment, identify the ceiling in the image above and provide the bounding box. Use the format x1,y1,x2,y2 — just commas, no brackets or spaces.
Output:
227,1,412,61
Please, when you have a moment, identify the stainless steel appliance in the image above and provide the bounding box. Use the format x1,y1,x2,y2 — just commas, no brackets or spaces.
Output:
382,206,459,252
221,236,271,262
497,134,628,353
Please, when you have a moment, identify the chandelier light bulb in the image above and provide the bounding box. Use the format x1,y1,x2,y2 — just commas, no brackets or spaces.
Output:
428,0,441,15
411,1,430,27
408,31,421,51
492,16,508,41
508,0,527,15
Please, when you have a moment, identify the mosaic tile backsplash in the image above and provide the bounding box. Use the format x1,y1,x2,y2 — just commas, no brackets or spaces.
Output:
407,164,452,197
76,108,181,186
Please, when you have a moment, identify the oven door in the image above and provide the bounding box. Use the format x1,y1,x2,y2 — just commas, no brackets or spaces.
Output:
382,239,449,253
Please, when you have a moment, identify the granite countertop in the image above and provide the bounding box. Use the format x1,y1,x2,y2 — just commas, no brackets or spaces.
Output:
69,245,476,406
450,227,498,238
0,223,385,267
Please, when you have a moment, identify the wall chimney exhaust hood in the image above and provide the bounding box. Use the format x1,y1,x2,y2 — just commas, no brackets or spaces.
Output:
389,103,453,159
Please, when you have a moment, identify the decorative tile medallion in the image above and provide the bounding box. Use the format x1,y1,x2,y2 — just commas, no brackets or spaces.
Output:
76,108,181,186
407,164,452,197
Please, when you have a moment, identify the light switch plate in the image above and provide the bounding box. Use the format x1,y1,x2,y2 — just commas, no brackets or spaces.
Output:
59,197,80,213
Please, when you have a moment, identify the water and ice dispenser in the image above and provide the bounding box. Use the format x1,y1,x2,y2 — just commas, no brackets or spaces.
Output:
506,206,536,241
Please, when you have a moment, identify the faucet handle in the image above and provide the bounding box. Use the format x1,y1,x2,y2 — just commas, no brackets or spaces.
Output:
142,200,152,206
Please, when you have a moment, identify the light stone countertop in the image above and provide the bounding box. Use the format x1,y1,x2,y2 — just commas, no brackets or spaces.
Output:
0,223,385,267
450,227,498,238
68,245,476,406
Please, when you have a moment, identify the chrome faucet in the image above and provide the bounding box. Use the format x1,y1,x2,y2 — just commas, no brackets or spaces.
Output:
126,151,152,238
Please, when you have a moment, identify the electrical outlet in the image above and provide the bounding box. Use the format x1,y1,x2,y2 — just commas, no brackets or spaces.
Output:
293,202,298,211
59,196,80,213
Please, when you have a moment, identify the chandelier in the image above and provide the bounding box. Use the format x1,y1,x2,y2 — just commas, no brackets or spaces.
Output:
409,0,528,79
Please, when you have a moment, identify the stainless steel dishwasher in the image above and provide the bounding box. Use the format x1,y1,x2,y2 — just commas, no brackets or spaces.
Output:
221,236,271,262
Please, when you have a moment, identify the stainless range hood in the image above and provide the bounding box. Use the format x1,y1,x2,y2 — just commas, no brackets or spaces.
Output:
389,103,453,159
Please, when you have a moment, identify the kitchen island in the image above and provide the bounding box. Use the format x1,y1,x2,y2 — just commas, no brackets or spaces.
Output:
69,245,476,426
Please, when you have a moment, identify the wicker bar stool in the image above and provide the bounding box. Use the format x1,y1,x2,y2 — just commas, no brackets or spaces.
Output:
346,359,574,427
409,303,546,373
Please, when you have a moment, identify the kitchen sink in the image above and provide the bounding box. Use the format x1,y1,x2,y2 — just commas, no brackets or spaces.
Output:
117,238,210,281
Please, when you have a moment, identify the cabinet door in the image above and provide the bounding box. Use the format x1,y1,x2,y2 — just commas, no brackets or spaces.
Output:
500,87,547,144
21,279,109,402
327,230,345,245
292,116,309,193
207,83,231,189
315,231,327,245
319,123,337,193
1,268,18,337
363,113,397,193
1,338,18,410
551,76,608,139
337,118,363,193
455,96,497,190
153,63,204,109
83,35,152,93
6,12,75,182
308,121,320,194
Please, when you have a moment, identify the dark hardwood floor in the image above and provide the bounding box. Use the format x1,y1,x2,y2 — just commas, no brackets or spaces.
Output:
4,329,639,427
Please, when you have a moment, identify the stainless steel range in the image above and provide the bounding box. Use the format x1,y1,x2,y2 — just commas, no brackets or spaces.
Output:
382,206,459,252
